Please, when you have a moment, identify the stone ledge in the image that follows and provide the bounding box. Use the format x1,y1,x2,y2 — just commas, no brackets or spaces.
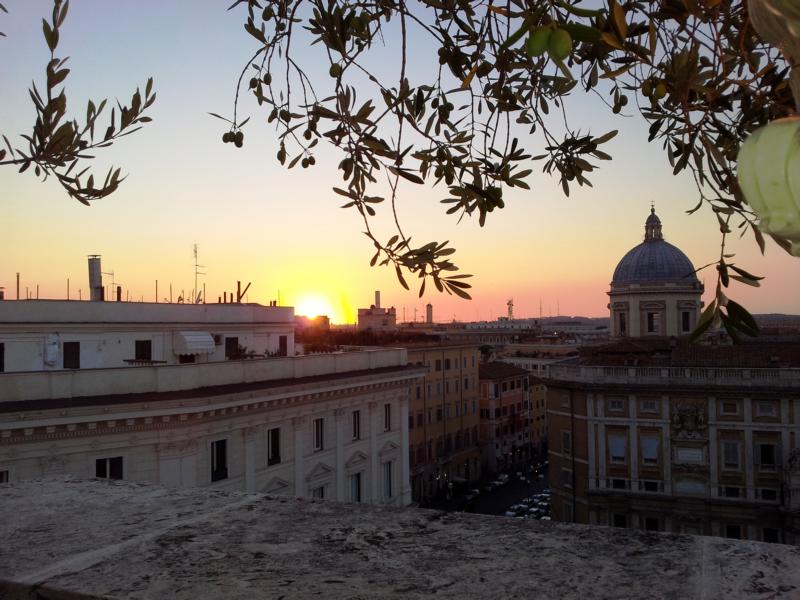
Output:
1,478,799,599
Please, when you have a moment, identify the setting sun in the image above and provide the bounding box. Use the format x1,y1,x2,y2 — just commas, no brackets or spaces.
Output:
294,294,336,320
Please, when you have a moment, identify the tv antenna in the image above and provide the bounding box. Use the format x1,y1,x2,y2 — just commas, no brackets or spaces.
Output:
193,244,206,304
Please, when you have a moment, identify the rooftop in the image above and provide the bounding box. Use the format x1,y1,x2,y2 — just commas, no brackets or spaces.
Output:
479,361,531,380
1,478,799,600
0,299,293,325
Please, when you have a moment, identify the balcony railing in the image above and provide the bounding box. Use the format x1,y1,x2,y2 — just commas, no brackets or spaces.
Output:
547,364,800,388
0,347,411,403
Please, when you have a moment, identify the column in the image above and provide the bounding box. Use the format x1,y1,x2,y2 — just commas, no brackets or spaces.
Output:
335,408,346,502
587,394,596,488
597,397,606,488
244,426,257,493
629,395,638,490
708,397,718,498
400,392,411,505
293,416,306,498
662,395,671,494
369,401,379,503
744,399,754,500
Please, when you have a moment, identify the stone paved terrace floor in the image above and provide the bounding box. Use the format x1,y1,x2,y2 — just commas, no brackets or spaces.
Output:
1,479,799,600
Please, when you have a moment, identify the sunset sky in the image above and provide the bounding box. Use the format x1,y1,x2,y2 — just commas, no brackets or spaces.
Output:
2,1,799,324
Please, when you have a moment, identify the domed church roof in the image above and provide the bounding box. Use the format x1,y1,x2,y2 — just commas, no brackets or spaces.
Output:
612,208,699,285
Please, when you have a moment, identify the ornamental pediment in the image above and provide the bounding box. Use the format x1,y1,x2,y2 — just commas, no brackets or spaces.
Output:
263,477,291,494
305,461,334,482
345,450,368,468
378,440,400,457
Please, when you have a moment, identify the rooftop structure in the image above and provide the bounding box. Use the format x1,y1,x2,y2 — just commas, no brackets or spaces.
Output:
4,478,798,599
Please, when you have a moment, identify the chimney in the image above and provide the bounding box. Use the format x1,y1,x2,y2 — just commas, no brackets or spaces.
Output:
426,303,433,324
0,288,4,300
116,286,122,302
375,290,381,309
88,255,103,301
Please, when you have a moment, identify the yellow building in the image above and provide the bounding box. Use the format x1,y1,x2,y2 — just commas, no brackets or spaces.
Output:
406,343,482,503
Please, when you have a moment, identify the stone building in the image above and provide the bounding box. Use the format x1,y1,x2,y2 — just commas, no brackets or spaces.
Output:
478,362,534,472
544,209,800,543
0,300,423,506
406,343,481,502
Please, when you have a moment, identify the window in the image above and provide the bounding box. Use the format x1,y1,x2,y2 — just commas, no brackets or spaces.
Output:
382,461,393,499
640,399,658,413
611,478,627,490
646,312,660,334
445,381,450,394
464,377,469,390
608,397,624,412
643,480,659,492
435,359,442,371
312,485,325,499
561,431,572,456
446,404,451,419
95,456,123,480
723,486,741,498
756,401,777,417
278,335,288,356
350,472,362,502
619,312,627,335
351,411,360,440
225,336,239,359
427,409,432,424
563,501,574,523
722,441,740,469
559,468,573,489
759,488,779,502
178,354,195,364
314,418,325,451
762,528,779,543
609,434,627,463
444,358,451,370
408,415,414,430
645,517,660,531
613,514,627,528
416,412,423,427
268,427,281,465
436,408,442,422
0,342,5,372
135,340,152,361
725,524,741,540
721,401,740,416
681,311,691,333
756,443,779,469
63,341,80,369
416,386,421,400
0,469,8,483
641,436,660,465
211,440,228,482
384,403,391,431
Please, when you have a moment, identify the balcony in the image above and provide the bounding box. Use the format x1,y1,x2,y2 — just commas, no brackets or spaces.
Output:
547,364,800,388
0,347,410,403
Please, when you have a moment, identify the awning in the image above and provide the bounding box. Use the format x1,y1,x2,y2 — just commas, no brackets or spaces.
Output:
173,331,215,355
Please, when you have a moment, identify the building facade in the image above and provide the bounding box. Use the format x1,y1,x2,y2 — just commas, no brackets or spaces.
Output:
0,300,424,507
406,343,482,502
357,291,397,332
545,209,800,543
478,362,534,472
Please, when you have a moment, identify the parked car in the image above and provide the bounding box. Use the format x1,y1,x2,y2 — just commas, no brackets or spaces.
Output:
497,473,510,483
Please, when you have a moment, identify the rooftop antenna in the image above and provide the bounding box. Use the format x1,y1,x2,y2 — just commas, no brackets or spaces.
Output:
539,298,543,320
193,244,206,304
102,267,117,300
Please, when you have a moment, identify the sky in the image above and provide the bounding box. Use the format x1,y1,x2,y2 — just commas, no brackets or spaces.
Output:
2,1,799,324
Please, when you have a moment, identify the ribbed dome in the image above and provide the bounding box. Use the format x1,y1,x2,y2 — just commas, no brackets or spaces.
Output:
612,208,699,285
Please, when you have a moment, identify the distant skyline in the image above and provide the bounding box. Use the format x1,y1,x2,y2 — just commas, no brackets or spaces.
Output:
2,2,800,324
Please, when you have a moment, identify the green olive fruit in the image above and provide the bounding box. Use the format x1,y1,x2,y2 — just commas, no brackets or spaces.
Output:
329,63,343,78
249,77,258,89
235,139,243,148
263,73,272,85
654,82,667,100
642,80,652,97
547,28,572,61
222,132,230,144
301,158,309,168
234,131,244,145
308,156,316,165
526,27,551,58
303,130,312,140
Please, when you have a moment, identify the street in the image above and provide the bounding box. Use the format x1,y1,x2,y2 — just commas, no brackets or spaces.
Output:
471,467,549,516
